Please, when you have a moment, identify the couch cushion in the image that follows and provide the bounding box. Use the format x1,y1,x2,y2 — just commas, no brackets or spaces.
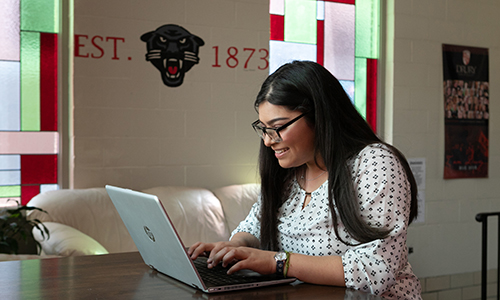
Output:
27,188,137,254
33,222,109,256
212,184,260,233
143,186,230,246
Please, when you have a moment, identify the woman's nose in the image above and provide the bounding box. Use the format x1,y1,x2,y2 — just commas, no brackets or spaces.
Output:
263,134,275,147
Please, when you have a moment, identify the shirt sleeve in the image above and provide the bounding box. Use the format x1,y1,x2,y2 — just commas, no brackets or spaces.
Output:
341,145,413,296
230,196,262,241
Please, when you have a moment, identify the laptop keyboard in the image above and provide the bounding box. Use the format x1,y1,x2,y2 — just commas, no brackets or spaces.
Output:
193,258,277,286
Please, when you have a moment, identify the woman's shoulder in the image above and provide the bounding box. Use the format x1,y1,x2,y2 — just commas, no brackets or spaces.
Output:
356,142,395,158
350,143,402,169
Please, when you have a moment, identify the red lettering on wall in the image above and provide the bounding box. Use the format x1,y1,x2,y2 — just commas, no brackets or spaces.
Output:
75,34,89,57
106,37,125,60
91,36,104,58
212,46,269,70
74,34,126,60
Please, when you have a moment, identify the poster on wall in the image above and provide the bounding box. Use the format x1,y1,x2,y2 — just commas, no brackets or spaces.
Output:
442,44,489,179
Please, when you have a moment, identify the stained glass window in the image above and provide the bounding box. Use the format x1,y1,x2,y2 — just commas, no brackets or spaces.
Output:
0,0,60,206
269,0,380,131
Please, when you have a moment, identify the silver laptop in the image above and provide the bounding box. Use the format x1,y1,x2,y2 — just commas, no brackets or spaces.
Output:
105,185,296,293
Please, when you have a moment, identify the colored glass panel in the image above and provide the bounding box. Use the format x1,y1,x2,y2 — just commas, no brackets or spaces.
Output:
284,0,316,44
40,33,58,131
0,155,21,170
316,20,324,66
270,14,284,41
0,171,21,186
20,0,59,33
1,0,60,201
270,0,285,15
0,132,59,154
21,185,40,205
0,61,21,131
340,80,355,103
21,31,41,131
317,1,325,20
355,0,379,59
270,0,379,132
366,59,378,131
0,197,21,208
0,185,21,198
354,57,367,119
20,154,57,184
324,0,355,4
0,0,20,61
269,40,316,74
40,184,58,194
323,2,355,80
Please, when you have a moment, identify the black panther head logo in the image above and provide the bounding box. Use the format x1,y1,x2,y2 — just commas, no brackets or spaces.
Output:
140,24,204,87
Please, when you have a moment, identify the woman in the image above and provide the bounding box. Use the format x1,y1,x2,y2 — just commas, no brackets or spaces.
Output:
188,61,421,299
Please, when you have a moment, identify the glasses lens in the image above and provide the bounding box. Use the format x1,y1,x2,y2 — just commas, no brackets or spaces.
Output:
255,127,265,139
252,124,281,142
266,129,280,142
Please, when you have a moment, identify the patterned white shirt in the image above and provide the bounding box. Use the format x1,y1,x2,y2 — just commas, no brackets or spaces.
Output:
231,144,422,299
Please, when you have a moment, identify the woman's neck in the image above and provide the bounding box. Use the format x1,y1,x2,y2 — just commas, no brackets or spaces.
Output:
298,164,328,193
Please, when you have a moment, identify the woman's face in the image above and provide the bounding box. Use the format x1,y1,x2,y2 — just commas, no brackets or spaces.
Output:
257,101,316,169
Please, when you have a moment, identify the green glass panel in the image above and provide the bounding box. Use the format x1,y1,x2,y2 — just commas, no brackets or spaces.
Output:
284,0,316,44
21,0,59,33
0,185,21,197
354,58,367,119
355,0,379,59
21,31,40,131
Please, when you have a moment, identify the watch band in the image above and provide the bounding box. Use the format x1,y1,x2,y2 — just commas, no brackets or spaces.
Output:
274,251,290,276
276,258,285,275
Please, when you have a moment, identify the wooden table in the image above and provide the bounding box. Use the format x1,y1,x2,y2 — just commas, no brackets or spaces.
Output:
0,252,382,299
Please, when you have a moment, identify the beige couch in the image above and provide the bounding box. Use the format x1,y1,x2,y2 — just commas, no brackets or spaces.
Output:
26,184,260,257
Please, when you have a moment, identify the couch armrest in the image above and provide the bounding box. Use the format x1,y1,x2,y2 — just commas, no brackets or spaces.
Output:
32,222,109,256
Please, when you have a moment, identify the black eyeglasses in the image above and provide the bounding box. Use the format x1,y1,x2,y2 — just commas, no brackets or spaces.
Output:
251,113,307,143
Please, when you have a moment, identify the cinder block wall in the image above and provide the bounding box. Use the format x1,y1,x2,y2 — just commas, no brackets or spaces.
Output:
387,0,500,285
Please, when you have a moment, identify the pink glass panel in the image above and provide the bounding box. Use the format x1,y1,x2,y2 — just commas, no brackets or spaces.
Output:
0,0,20,61
323,2,355,80
0,132,58,154
269,0,284,15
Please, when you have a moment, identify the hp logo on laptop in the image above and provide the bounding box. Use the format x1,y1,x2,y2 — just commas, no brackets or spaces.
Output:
144,226,156,242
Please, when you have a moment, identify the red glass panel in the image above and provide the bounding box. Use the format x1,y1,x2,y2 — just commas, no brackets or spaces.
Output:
270,14,284,41
366,58,378,132
316,20,324,66
21,154,58,184
21,185,40,205
40,33,58,132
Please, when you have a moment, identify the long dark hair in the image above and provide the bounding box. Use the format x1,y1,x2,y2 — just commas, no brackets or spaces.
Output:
255,61,418,251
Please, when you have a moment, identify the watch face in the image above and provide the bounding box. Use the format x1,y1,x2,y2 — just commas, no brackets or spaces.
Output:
275,252,287,261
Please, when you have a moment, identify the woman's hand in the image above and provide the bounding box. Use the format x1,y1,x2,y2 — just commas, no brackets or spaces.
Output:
207,246,276,275
187,241,239,261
